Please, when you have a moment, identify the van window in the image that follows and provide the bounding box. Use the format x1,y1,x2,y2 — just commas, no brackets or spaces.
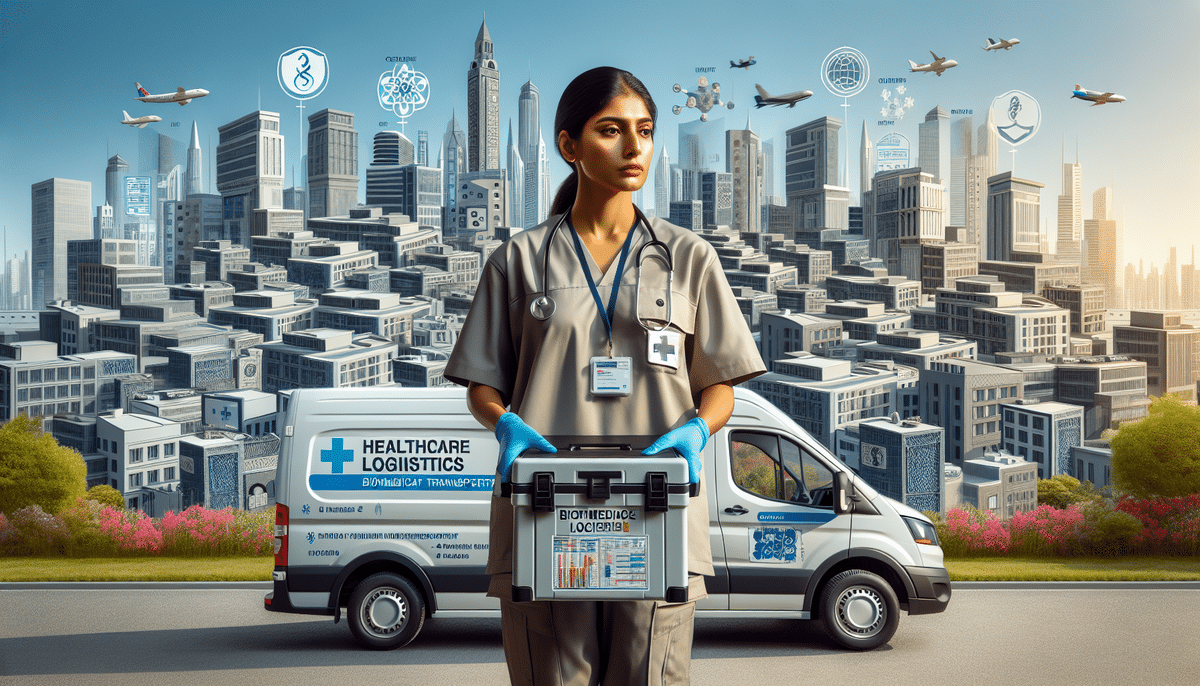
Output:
730,431,835,508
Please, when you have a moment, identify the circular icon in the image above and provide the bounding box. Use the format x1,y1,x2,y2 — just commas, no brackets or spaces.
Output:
278,46,330,101
244,363,257,378
990,90,1041,146
822,47,870,98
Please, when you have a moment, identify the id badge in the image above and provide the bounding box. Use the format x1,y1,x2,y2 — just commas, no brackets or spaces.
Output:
647,330,681,370
590,356,632,396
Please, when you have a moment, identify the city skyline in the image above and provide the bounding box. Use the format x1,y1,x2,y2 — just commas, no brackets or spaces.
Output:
1,0,1197,272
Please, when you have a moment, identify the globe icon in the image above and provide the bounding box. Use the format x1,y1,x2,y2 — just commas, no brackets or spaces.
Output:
821,47,870,98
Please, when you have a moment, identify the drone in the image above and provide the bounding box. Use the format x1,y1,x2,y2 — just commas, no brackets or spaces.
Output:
671,76,734,122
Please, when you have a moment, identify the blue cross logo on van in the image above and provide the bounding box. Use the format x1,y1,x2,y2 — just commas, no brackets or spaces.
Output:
320,438,355,474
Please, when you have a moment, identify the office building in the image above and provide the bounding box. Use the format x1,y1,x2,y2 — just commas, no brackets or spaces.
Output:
171,194,223,283
911,275,1070,357
308,207,438,268
216,111,284,246
208,290,315,342
314,290,430,344
748,355,920,450
0,342,138,421
169,281,235,316
306,109,359,221
67,238,137,301
1000,400,1084,479
920,241,979,294
767,244,832,286
920,358,1024,464
857,415,945,513
824,271,920,311
32,178,93,308
785,116,848,231
962,450,1037,520
185,121,203,197
249,230,321,268
259,329,396,393
191,240,250,282
96,409,183,513
699,171,733,229
978,259,1081,295
669,200,703,231
285,242,378,297
760,311,843,361
1041,284,1105,335
1113,310,1200,402
856,329,977,371
868,167,946,278
727,123,762,233
986,172,1043,262
451,173,508,246
105,155,129,223
76,264,164,310
366,156,443,230
467,18,500,172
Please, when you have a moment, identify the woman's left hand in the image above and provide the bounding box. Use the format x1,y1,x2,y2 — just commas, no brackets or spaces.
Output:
642,417,709,484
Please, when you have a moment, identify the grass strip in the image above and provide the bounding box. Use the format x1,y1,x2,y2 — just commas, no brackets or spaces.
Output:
0,556,273,582
946,556,1200,581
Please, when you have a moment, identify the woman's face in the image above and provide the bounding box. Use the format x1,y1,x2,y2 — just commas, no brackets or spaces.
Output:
560,90,654,196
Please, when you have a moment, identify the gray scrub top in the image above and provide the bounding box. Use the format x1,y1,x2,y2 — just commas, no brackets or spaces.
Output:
445,212,766,578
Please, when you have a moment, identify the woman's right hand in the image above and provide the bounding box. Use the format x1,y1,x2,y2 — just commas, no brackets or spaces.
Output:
494,412,557,483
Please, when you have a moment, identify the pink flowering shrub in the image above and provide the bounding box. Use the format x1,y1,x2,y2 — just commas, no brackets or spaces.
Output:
1009,504,1085,556
98,507,163,554
936,504,1010,557
1117,494,1200,556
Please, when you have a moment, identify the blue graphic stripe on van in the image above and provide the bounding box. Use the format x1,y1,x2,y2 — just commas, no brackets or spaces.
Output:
757,511,837,524
310,474,495,491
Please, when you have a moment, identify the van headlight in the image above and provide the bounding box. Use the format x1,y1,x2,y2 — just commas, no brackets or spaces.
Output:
902,516,940,546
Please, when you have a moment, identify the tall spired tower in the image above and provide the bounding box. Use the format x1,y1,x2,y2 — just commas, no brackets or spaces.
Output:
467,17,500,172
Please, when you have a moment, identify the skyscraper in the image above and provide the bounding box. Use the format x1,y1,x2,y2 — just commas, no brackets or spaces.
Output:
31,178,92,307
307,109,359,220
366,130,416,214
918,106,950,184
785,116,848,232
186,121,203,197
507,121,524,229
762,138,775,200
417,130,429,167
216,111,284,246
1083,186,1120,306
977,109,998,176
467,18,500,172
1056,144,1083,265
986,172,1043,262
655,146,672,219
859,121,873,203
727,120,761,233
105,154,128,221
518,78,547,227
950,116,973,227
442,111,467,235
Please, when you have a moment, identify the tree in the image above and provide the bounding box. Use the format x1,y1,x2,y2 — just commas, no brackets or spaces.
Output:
85,484,125,510
0,415,87,515
1110,394,1200,498
1037,475,1101,509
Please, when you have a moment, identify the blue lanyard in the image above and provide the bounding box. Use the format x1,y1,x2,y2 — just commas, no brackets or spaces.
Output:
569,217,638,353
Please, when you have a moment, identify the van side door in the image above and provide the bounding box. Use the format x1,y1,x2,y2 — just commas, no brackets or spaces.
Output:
715,430,851,611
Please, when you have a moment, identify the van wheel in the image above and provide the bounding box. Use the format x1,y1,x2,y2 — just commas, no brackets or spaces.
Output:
347,573,426,650
819,570,899,651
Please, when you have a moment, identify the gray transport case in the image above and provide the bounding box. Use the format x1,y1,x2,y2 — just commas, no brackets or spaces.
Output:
505,439,693,603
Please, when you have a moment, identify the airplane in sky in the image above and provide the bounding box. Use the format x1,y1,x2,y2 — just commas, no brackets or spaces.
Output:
908,51,958,76
753,84,813,108
120,110,162,128
983,37,1021,51
134,82,209,106
1071,84,1127,106
730,56,756,70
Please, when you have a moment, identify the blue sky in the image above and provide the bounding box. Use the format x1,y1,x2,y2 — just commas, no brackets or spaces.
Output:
1,0,1197,270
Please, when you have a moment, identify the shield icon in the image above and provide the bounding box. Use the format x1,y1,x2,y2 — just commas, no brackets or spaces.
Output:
991,89,1041,146
278,46,329,101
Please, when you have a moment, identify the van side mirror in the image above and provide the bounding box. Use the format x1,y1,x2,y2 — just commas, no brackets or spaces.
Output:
833,471,855,515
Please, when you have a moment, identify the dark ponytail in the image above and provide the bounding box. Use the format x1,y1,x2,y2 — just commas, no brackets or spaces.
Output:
549,66,657,218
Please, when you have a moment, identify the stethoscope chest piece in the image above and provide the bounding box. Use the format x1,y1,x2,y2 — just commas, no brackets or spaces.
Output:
530,295,555,321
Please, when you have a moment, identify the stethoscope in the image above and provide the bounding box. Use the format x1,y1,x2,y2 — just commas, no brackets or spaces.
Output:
529,204,673,332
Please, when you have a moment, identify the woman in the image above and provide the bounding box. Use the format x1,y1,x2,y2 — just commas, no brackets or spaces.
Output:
445,66,764,686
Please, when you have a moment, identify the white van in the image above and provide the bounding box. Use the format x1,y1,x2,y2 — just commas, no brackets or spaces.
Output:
264,387,950,651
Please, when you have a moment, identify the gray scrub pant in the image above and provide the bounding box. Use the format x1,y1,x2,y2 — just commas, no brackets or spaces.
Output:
498,595,696,686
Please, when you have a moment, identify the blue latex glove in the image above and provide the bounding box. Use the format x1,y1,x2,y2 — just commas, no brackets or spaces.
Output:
494,412,556,483
642,417,710,484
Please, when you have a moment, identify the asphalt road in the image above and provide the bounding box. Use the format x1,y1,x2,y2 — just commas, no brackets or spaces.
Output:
2,583,1199,685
